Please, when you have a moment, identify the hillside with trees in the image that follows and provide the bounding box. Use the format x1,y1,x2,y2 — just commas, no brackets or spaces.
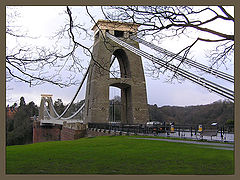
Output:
148,100,234,126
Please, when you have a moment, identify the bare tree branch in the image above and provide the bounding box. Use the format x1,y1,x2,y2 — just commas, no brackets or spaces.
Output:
218,6,234,21
102,6,234,81
6,6,234,87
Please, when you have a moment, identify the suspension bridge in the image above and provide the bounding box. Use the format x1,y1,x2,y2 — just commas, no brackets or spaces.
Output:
33,20,234,143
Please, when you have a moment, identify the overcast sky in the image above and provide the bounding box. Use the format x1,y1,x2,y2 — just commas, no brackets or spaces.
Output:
6,6,234,107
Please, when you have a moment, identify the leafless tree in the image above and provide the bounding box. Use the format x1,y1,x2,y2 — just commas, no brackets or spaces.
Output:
6,6,234,88
101,6,234,78
6,7,93,88
6,6,121,89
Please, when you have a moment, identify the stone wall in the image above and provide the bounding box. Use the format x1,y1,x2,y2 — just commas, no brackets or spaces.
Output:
87,129,115,137
33,121,61,143
33,121,141,143
33,121,87,143
86,128,137,137
61,125,87,141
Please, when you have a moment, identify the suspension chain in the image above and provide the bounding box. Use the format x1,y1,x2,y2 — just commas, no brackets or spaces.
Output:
131,36,234,83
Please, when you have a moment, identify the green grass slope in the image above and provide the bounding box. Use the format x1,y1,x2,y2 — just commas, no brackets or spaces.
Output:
6,136,234,175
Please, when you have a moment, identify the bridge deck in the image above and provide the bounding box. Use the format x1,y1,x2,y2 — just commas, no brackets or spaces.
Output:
40,119,83,125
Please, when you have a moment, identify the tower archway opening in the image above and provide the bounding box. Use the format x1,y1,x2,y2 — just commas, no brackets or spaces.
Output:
110,55,121,78
109,83,133,124
109,86,121,123
110,49,131,78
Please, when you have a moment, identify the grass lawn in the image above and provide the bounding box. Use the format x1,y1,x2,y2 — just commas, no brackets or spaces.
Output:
6,136,234,175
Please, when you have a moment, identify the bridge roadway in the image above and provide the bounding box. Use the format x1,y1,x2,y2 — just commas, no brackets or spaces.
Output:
129,137,234,151
40,119,83,125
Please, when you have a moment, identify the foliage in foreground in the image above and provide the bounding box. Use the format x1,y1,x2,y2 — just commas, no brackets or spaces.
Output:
6,136,234,175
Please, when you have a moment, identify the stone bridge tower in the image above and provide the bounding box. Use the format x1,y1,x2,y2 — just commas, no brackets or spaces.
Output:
39,94,56,120
84,20,149,124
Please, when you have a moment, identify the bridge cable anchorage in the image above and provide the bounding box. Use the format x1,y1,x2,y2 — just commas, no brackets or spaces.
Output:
130,35,234,83
44,66,89,120
106,32,234,101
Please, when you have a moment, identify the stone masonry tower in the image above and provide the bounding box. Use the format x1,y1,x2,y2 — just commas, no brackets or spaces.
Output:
39,94,56,120
84,20,149,124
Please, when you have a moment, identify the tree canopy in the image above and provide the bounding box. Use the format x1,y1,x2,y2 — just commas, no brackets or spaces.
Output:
6,97,39,146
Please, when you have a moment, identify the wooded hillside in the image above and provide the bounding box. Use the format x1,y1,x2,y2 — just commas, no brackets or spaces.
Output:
148,100,234,126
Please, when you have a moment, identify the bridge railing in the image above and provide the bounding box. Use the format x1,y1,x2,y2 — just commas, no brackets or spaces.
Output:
87,123,234,137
